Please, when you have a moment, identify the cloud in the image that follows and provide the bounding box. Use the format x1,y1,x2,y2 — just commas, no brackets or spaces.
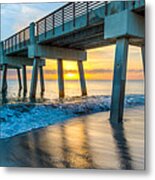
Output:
2,4,49,32
1,3,65,39
42,68,143,75
87,45,115,61
128,69,143,73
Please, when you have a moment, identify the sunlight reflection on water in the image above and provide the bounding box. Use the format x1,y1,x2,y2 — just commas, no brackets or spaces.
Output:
2,80,144,102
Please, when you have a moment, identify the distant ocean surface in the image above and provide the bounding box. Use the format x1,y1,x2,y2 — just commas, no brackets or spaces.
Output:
4,79,144,100
0,80,145,138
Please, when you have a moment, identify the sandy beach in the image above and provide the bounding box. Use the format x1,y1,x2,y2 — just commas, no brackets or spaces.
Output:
0,0,145,173
0,106,144,169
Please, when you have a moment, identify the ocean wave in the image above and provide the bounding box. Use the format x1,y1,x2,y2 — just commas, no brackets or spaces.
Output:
0,94,144,139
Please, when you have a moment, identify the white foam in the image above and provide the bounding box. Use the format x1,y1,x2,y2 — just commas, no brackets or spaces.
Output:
0,95,144,139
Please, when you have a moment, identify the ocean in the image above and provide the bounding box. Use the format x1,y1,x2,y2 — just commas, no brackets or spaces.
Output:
4,79,144,100
0,80,144,139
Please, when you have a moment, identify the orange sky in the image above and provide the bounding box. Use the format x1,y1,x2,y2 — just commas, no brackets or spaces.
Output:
6,45,144,81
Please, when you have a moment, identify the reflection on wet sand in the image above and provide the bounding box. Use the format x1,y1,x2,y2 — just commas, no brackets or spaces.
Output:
0,107,144,169
111,123,133,169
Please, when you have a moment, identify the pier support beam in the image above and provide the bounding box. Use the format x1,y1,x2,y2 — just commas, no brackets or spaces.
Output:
1,64,8,96
22,65,27,97
39,66,45,98
110,38,129,123
57,59,65,98
17,68,22,97
30,58,39,100
77,61,87,96
141,45,145,75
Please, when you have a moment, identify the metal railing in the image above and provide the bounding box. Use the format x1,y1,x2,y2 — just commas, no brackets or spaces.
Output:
3,26,30,52
36,1,108,37
3,1,140,53
3,2,108,52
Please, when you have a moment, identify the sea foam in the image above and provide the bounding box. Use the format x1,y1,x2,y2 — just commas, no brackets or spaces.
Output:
0,94,144,139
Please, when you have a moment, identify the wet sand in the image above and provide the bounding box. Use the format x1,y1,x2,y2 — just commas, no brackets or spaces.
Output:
0,107,144,170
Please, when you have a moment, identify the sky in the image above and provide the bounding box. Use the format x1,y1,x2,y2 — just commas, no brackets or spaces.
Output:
1,3,144,81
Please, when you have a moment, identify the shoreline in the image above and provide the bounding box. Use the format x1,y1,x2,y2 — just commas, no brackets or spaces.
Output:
0,106,144,169
0,95,144,139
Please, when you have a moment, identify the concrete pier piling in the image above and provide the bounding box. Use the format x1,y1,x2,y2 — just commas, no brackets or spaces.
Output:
30,58,39,100
1,64,8,96
141,45,145,75
29,22,39,100
39,66,45,97
110,38,129,123
22,65,27,98
57,59,65,98
77,61,87,96
17,68,22,97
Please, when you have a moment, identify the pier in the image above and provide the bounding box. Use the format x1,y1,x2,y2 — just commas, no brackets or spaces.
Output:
0,1,145,123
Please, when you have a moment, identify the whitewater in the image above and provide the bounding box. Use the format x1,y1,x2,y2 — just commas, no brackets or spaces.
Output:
0,94,144,139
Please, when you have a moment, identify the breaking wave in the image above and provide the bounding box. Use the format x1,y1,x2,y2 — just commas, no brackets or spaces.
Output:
0,94,144,139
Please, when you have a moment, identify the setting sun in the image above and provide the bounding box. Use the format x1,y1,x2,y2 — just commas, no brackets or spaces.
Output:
64,72,78,80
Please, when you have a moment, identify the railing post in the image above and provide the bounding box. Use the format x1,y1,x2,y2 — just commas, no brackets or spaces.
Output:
4,41,6,53
62,8,64,31
19,33,21,49
44,19,47,38
132,1,136,9
11,37,13,52
7,40,9,52
53,14,55,35
30,22,35,44
17,34,19,49
12,36,14,51
10,38,12,52
8,39,10,52
36,22,39,37
15,35,17,50
121,1,126,10
6,41,8,52
23,30,26,46
86,2,89,25
0,41,4,56
9,39,11,52
73,3,76,27
105,1,108,16
4,41,6,52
